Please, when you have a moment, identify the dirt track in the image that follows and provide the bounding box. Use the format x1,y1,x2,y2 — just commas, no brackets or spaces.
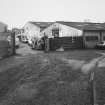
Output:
0,43,105,105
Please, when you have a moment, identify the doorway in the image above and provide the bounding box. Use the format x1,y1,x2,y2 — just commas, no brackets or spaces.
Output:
52,28,59,38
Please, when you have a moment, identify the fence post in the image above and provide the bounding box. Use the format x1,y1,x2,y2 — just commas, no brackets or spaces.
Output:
44,38,50,52
11,31,16,55
89,72,97,105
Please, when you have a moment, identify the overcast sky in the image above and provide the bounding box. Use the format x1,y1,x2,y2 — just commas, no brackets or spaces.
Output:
0,0,105,29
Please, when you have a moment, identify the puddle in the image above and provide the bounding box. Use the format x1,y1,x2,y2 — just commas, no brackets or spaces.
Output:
62,58,85,70
61,56,105,74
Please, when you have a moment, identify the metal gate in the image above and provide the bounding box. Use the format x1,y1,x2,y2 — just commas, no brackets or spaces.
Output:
46,36,84,51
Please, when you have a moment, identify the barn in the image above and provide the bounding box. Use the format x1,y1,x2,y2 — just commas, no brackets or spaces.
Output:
41,21,105,50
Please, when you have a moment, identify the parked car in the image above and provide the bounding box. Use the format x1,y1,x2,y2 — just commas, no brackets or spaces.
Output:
95,41,105,49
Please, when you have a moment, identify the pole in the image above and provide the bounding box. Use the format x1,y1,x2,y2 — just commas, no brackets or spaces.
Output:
11,31,16,55
90,72,97,105
44,37,49,52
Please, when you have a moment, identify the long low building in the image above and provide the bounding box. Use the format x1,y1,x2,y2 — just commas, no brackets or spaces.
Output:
41,21,105,48
22,21,105,49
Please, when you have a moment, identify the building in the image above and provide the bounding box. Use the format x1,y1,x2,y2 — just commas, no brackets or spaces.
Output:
41,21,105,48
23,21,53,44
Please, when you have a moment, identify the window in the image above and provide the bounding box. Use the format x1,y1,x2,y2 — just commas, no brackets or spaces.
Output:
52,29,59,38
85,36,98,41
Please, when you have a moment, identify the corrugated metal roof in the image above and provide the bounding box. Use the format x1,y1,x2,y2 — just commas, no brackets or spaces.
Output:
28,21,105,31
56,21,105,30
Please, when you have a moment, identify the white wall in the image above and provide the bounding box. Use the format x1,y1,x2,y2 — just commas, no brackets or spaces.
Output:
41,23,59,38
23,22,41,40
59,24,83,37
41,23,83,38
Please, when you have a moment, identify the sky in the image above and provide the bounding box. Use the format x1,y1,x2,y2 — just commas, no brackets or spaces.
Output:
0,0,105,29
